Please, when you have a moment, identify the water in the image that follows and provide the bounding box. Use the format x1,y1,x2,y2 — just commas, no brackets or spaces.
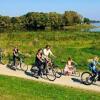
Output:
89,23,100,32
91,23,100,27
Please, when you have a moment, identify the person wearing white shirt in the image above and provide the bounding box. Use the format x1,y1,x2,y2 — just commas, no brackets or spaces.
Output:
42,45,55,66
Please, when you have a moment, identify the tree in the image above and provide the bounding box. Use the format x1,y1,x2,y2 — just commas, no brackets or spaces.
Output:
83,17,90,24
0,16,11,32
48,12,62,30
63,11,81,25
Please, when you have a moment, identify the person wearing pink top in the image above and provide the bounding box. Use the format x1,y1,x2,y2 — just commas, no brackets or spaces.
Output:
64,57,75,76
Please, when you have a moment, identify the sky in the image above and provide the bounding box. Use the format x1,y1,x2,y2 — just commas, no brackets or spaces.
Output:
0,0,100,20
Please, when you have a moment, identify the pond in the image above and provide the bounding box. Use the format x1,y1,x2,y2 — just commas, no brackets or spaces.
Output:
89,23,100,32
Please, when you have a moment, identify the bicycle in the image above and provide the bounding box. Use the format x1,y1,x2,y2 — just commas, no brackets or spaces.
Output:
81,71,100,85
71,65,80,77
50,63,62,78
46,58,63,78
29,63,56,81
7,54,28,71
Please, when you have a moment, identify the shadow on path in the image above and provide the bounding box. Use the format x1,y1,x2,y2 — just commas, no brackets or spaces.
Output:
71,78,82,84
24,71,48,80
93,82,100,87
24,71,38,79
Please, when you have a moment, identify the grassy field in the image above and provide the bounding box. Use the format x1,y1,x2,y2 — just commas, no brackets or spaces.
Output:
0,75,100,100
0,30,100,70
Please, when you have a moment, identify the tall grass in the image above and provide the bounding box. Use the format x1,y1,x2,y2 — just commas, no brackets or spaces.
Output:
0,31,100,69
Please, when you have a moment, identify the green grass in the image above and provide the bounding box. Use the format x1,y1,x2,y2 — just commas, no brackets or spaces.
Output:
0,75,100,100
0,31,100,70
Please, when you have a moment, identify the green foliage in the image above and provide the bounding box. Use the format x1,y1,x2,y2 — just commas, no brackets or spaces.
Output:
0,31,100,70
83,17,90,24
63,11,82,26
0,11,84,32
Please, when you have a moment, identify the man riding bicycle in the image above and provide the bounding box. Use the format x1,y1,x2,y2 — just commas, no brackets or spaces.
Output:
42,45,55,67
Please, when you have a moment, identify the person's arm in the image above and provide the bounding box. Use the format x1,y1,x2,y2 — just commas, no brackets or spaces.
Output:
49,49,55,57
13,51,18,57
97,61,100,65
72,60,78,66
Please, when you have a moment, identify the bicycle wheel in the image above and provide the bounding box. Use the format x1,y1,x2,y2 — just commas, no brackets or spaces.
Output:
7,62,17,70
54,68,62,78
46,67,56,81
72,71,80,77
81,72,93,85
20,63,28,71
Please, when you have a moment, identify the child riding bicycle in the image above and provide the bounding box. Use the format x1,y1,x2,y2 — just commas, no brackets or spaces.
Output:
64,57,77,76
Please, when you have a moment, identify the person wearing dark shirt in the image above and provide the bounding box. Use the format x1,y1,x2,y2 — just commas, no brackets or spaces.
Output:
13,47,20,66
33,49,46,77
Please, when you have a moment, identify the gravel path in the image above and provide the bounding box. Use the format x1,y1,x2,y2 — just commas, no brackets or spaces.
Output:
0,64,100,92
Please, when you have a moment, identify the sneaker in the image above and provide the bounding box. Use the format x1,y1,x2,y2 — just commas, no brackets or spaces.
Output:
12,66,17,70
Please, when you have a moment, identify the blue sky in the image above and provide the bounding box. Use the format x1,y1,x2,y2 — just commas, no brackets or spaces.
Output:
0,0,100,20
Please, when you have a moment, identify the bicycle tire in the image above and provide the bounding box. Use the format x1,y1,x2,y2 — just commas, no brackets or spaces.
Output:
81,72,93,85
30,65,39,76
20,63,28,71
72,71,80,77
54,68,62,78
46,68,56,81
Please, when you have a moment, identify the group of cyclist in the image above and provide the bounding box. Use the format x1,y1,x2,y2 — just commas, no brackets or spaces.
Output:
12,45,55,76
33,45,55,77
0,45,100,80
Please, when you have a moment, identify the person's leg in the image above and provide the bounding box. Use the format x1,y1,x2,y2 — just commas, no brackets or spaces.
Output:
97,71,100,81
17,56,21,66
42,61,46,70
64,71,68,76
68,67,73,75
0,56,2,63
0,56,4,64
37,65,42,76
37,61,43,76
13,56,16,66
91,70,97,81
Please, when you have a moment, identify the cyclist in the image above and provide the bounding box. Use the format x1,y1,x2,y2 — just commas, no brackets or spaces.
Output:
32,49,46,77
64,57,77,76
13,47,20,67
88,56,100,81
0,48,3,64
42,45,55,67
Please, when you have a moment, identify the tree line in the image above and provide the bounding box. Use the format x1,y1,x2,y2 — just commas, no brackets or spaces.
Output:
0,11,90,32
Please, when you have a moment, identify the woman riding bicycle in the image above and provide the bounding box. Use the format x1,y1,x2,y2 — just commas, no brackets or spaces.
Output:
13,47,20,67
34,49,46,77
0,48,3,64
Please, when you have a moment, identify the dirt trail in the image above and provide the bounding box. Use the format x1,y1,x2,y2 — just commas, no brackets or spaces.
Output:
0,64,100,92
